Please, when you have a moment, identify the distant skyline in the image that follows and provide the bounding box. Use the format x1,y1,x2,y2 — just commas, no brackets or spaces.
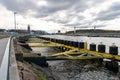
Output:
0,0,120,33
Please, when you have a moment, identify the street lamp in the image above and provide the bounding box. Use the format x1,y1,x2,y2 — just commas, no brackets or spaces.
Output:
74,26,76,34
14,12,17,32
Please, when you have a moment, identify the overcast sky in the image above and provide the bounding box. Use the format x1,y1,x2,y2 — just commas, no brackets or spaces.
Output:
0,0,120,33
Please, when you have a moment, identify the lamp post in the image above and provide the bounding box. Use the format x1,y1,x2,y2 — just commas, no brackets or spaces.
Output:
14,12,17,33
74,26,76,34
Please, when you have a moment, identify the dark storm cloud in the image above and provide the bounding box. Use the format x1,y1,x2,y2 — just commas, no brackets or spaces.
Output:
96,2,120,21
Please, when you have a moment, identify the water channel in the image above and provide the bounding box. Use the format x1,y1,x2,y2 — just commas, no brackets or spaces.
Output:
29,35,120,80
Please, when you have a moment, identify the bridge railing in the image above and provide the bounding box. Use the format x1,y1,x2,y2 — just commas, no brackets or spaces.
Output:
9,36,20,80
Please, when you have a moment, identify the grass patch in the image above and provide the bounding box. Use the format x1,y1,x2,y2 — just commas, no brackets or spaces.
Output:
29,38,42,42
31,63,48,80
24,61,48,80
22,47,31,53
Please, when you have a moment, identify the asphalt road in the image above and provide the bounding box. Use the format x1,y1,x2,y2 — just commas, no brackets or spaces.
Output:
0,38,9,67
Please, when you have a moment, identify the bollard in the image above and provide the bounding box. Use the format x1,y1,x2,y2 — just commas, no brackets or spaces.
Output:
64,40,68,45
51,38,54,42
59,39,63,44
106,44,119,73
59,39,62,44
89,43,96,51
66,40,70,45
53,39,56,42
48,38,50,41
57,39,60,43
78,42,84,49
62,40,65,44
70,41,74,46
98,44,106,53
67,41,70,45
73,41,78,47
98,44,106,64
109,44,118,55
68,41,73,46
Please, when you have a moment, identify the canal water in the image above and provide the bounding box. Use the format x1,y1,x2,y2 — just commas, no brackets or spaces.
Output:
30,35,120,80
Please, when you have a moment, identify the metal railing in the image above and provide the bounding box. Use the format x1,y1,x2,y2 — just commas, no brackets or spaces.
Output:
8,36,20,80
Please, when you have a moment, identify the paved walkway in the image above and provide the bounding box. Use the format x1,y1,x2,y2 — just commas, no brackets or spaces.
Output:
0,38,9,67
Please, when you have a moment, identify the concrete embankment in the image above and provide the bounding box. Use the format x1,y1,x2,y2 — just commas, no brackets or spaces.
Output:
14,38,49,80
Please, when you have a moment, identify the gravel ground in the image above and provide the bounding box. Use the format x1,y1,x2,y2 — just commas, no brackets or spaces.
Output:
31,46,120,80
0,34,10,39
49,60,120,80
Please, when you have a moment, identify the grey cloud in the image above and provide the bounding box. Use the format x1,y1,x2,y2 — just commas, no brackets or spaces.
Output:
35,0,88,18
110,2,120,11
64,23,80,26
94,24,105,28
92,0,105,4
1,0,89,18
46,15,85,26
96,2,120,21
64,23,89,28
64,22,106,29
96,11,120,20
0,0,111,29
45,18,68,24
55,20,69,24
1,0,36,14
